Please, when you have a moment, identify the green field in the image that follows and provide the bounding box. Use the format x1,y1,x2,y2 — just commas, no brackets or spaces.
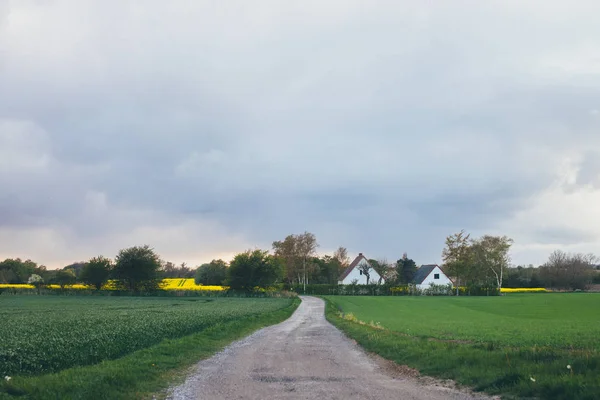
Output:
0,295,297,399
325,294,600,400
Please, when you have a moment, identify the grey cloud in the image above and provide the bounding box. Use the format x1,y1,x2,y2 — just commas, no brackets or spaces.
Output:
2,1,600,266
576,152,600,187
530,227,597,246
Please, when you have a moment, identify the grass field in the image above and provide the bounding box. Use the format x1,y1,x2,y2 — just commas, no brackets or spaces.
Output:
325,294,600,400
0,295,298,399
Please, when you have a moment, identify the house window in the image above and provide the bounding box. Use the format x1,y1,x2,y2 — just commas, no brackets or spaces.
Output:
434,274,440,279
359,270,363,275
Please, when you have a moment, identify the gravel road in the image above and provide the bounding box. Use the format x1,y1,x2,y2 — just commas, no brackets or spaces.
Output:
167,296,492,400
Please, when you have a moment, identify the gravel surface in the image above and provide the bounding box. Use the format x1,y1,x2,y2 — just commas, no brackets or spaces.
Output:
167,296,493,400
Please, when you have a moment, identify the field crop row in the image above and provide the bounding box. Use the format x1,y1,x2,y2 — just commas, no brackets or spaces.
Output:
0,296,292,377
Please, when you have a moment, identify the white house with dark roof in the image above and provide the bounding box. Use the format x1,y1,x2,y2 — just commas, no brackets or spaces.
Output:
411,264,452,289
338,253,384,285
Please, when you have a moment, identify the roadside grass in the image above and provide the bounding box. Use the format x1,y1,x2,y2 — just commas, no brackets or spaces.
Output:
324,295,600,400
0,298,299,400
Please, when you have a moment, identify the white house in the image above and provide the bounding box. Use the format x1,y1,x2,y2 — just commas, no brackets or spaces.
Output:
412,264,452,289
338,253,385,285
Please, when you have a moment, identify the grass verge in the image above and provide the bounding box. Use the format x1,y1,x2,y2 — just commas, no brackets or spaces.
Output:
323,297,599,400
0,298,300,400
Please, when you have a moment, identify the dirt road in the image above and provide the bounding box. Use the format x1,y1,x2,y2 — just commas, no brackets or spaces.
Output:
168,296,491,400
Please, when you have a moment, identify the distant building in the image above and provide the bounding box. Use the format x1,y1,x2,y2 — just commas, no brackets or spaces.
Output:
338,253,384,285
412,264,452,289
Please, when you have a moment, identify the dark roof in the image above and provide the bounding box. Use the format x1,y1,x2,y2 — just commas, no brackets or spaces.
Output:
338,253,369,281
411,264,438,284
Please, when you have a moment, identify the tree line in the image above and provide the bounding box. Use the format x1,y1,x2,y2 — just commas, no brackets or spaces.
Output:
441,230,600,291
2,230,598,292
0,232,421,292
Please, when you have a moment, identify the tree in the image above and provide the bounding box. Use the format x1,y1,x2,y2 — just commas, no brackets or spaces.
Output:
442,231,515,292
112,245,162,291
442,230,474,294
273,235,301,284
0,258,41,283
28,274,43,285
27,274,44,294
161,261,178,277
272,231,319,290
53,269,76,288
296,232,319,292
395,253,417,284
195,259,228,285
311,255,341,284
227,249,284,291
62,262,86,279
357,261,372,284
161,261,194,278
504,265,543,288
470,235,513,290
369,259,390,284
539,250,596,290
333,246,350,269
80,256,112,290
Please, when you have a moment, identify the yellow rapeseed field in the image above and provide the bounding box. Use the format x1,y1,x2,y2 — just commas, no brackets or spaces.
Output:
0,284,35,289
1,282,546,293
0,279,226,291
160,278,226,291
500,287,548,293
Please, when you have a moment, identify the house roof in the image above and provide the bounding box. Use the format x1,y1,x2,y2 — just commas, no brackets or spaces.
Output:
411,264,438,284
338,253,369,281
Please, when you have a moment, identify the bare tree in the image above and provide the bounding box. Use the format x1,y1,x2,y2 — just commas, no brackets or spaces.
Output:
539,250,596,290
369,258,390,284
358,261,372,284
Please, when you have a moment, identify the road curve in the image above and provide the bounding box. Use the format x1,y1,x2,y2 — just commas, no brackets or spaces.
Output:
167,296,490,400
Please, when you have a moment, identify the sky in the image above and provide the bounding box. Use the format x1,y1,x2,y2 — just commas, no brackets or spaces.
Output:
1,1,600,269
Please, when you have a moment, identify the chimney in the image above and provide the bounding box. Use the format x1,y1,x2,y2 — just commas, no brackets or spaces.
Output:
358,253,363,256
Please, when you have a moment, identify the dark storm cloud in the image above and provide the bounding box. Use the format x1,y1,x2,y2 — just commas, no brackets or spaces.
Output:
1,1,600,266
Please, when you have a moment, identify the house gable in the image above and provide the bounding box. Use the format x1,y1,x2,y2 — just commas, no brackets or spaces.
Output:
412,264,452,288
338,253,384,285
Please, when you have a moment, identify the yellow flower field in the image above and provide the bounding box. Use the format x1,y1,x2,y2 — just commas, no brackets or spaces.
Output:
0,279,226,291
0,284,35,289
500,287,548,293
1,282,546,293
160,278,226,291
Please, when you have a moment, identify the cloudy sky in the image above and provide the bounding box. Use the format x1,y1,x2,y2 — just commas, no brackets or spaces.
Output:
1,1,599,269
